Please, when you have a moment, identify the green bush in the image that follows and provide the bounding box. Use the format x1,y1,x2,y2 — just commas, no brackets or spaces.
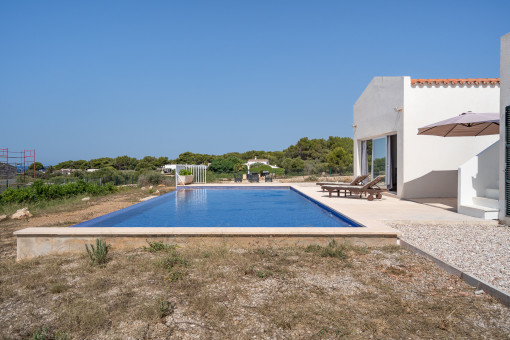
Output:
179,169,192,176
0,180,116,204
138,171,170,186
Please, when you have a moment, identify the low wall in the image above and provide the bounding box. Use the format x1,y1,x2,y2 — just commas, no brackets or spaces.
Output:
15,227,399,260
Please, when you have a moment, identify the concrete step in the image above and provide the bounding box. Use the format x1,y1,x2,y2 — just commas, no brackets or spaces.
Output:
472,196,499,209
458,204,498,220
485,188,499,200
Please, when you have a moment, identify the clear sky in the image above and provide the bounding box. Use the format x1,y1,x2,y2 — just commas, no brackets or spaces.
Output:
1,1,509,165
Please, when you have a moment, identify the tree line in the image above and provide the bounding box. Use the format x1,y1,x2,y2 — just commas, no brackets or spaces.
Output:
42,136,353,174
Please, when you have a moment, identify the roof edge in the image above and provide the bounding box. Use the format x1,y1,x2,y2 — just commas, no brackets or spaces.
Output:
411,78,500,86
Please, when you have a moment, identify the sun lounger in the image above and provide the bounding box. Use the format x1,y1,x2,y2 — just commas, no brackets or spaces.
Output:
321,175,387,201
316,175,368,191
234,174,242,183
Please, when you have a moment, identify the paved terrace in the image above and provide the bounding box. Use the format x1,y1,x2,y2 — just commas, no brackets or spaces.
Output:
195,182,494,228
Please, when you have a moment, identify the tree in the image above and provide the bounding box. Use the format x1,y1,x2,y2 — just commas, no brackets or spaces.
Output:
54,160,73,170
73,160,89,169
281,157,305,171
135,161,157,172
327,136,353,155
113,155,138,170
28,162,44,171
88,157,113,169
284,137,329,161
326,147,353,173
154,156,169,167
208,156,243,173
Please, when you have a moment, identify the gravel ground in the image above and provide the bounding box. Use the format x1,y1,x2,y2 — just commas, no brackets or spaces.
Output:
391,222,510,294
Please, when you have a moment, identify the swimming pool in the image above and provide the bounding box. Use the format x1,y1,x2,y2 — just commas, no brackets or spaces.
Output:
73,187,362,228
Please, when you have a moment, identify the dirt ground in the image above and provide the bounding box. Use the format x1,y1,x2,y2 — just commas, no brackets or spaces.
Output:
1,188,509,339
0,187,171,259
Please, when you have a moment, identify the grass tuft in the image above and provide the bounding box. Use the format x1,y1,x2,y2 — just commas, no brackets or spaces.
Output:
143,240,178,253
306,240,348,260
49,282,69,294
158,294,175,318
30,328,68,340
148,241,188,282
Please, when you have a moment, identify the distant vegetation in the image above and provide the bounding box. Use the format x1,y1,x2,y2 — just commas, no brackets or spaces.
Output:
0,180,116,204
40,136,353,175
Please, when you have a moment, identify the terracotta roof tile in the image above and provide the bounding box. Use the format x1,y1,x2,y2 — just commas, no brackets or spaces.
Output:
411,78,500,86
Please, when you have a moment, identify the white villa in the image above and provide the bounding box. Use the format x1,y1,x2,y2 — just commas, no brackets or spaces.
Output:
353,76,500,218
244,156,279,171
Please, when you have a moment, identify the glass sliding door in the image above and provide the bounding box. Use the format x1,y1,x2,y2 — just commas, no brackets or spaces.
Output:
372,137,386,187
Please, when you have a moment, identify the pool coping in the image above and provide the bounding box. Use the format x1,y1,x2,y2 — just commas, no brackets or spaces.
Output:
14,184,401,260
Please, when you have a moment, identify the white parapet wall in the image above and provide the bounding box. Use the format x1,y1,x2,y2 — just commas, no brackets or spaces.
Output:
458,140,499,219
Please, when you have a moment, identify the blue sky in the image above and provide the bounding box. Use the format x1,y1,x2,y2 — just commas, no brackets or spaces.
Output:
1,1,509,165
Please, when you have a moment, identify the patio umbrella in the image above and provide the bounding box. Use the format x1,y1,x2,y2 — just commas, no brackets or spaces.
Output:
417,111,499,137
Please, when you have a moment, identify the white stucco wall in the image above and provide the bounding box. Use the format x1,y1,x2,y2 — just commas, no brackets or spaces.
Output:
499,33,510,222
458,140,499,207
353,77,404,195
402,82,499,198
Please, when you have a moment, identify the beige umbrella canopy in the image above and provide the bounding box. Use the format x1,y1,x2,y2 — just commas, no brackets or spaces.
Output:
417,111,499,137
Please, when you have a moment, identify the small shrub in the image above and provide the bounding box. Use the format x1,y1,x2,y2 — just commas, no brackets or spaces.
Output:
143,240,178,253
167,270,184,282
49,282,69,294
305,240,348,260
31,328,49,340
256,269,273,279
158,294,174,318
320,240,347,259
244,265,273,279
179,169,192,176
85,239,111,266
305,245,322,253
138,171,167,186
148,241,188,282
31,328,68,340
160,253,188,270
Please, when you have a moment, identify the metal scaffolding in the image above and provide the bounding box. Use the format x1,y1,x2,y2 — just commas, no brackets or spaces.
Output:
0,148,36,188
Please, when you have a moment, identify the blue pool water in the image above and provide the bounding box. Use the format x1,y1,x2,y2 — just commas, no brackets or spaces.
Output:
73,187,362,228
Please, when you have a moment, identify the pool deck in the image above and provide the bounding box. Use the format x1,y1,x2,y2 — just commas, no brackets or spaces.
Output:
14,183,494,260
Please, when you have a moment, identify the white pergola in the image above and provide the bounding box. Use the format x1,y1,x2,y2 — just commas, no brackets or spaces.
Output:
175,164,207,186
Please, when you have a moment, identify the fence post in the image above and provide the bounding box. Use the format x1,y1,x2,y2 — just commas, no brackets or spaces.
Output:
102,176,104,186
86,176,88,183
302,168,305,177
6,179,8,188
115,176,118,185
